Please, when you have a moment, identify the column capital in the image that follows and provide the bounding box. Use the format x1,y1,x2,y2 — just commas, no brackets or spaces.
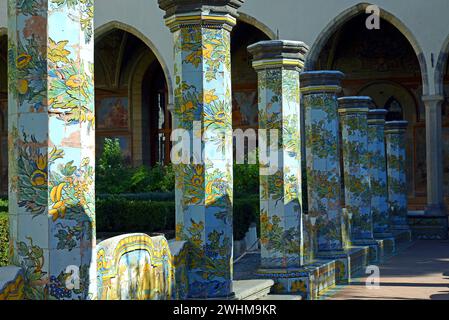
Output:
158,0,244,32
422,94,445,103
300,71,345,94
368,109,387,125
338,96,372,114
247,40,309,71
385,120,408,134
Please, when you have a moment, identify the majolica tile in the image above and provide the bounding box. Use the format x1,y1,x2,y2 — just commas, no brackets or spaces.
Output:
368,109,391,236
385,121,410,230
338,97,373,241
301,71,346,259
159,0,242,298
8,0,96,300
248,40,307,275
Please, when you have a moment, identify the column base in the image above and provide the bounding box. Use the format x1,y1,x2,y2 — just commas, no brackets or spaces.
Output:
374,234,396,257
255,260,336,300
392,229,413,243
408,206,449,240
317,246,370,284
424,203,447,216
0,266,24,300
352,239,383,263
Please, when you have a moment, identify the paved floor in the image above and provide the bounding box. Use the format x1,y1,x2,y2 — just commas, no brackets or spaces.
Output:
328,240,449,300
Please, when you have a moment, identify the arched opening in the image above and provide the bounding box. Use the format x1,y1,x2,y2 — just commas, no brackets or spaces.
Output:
312,12,425,209
231,20,271,132
0,34,7,196
231,19,271,200
94,28,169,166
439,46,449,201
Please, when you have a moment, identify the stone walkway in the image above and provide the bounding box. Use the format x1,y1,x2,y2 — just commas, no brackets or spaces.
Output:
327,240,449,300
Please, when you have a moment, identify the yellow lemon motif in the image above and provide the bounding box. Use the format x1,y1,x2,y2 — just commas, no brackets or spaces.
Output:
17,79,29,95
180,101,194,113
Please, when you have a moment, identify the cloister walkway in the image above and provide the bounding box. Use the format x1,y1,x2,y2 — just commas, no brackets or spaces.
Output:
327,240,449,300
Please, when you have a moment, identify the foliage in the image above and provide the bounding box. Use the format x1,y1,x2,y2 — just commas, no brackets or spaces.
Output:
233,163,259,197
0,211,8,267
96,196,176,234
96,138,175,194
233,196,260,240
96,195,259,241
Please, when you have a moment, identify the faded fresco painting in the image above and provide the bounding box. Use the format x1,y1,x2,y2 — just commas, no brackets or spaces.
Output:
97,97,129,130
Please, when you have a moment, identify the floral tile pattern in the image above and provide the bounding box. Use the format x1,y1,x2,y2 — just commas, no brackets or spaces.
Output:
367,110,390,235
256,67,303,269
385,121,409,229
8,0,95,299
338,98,373,240
169,22,234,298
301,71,347,259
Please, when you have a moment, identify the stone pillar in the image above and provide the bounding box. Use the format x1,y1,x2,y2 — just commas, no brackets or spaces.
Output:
248,41,308,271
158,0,243,299
301,71,348,258
385,121,410,231
8,0,96,299
367,109,391,237
338,97,373,242
422,95,447,217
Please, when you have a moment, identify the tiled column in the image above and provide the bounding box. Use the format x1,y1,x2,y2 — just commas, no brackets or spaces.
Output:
158,0,243,299
385,121,410,231
338,97,373,242
367,109,392,237
8,0,96,299
248,41,308,270
301,71,348,258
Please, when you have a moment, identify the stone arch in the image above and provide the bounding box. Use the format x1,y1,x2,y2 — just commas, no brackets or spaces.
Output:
95,21,174,105
238,12,276,40
435,34,449,96
356,80,420,122
304,2,429,95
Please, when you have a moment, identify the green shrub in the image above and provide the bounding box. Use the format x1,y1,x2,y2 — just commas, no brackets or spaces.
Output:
96,196,176,233
0,212,8,267
96,195,260,241
233,163,259,197
97,192,175,202
234,196,260,240
96,138,133,194
96,138,175,194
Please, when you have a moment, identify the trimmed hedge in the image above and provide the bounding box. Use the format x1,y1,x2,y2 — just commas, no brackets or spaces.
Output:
96,197,176,234
97,195,260,241
97,192,175,202
0,212,8,267
233,196,260,240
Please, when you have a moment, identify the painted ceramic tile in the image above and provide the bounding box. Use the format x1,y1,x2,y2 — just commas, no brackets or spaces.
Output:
8,0,96,300
367,110,390,235
256,67,303,269
385,121,409,228
338,101,373,240
302,83,345,258
171,23,234,298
